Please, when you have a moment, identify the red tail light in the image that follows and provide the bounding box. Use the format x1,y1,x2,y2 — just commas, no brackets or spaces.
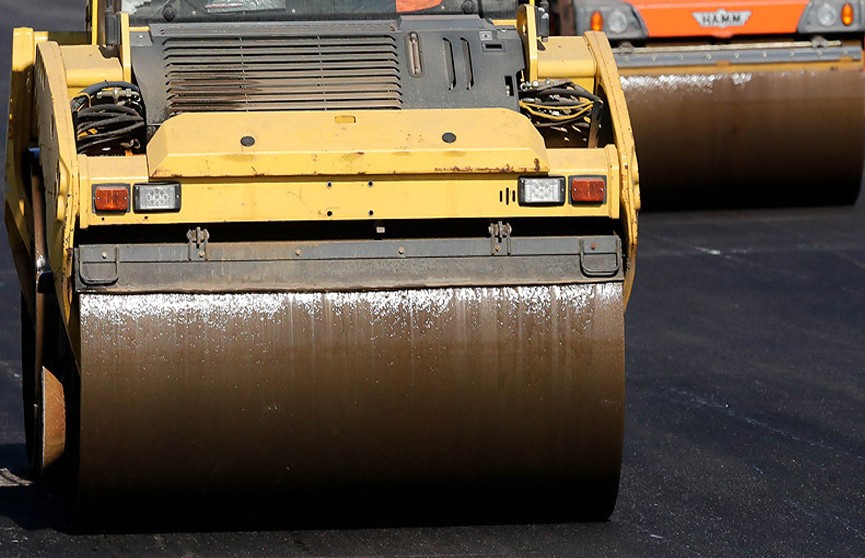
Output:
570,177,607,204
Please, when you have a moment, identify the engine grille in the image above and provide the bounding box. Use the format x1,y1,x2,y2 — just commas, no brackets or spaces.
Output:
161,34,402,113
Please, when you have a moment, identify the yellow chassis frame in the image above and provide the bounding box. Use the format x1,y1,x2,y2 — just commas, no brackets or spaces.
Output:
5,5,639,326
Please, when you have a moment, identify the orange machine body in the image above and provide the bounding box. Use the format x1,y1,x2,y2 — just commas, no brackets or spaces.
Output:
628,0,808,38
562,0,865,207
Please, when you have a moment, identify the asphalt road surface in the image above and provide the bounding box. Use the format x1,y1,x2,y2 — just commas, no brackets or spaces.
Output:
1,3,864,556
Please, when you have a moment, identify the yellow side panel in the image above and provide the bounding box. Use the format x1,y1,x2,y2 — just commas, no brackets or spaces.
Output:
11,27,38,72
60,45,123,97
80,155,150,188
516,5,539,81
5,29,90,305
6,28,40,264
80,173,616,229
147,109,551,179
34,42,80,318
536,36,596,91
584,31,639,304
119,12,133,82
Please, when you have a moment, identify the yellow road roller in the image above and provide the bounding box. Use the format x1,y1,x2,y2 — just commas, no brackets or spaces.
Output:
555,0,865,207
5,0,638,520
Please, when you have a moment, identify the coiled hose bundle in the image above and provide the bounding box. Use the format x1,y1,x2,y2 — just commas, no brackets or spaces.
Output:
71,81,146,156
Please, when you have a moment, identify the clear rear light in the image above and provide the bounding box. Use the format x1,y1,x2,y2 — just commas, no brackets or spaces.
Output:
518,177,566,206
817,2,839,25
134,182,182,212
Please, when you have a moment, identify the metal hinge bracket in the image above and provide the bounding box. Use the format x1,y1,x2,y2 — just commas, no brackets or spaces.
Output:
489,221,512,255
187,227,210,261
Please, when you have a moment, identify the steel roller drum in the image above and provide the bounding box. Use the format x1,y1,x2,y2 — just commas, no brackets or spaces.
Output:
621,65,865,208
74,283,625,516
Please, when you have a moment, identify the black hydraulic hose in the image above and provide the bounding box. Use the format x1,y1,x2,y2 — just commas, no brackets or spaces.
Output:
72,82,145,154
71,81,141,111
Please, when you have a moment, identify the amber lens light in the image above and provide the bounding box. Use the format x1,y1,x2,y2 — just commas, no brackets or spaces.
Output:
94,184,130,212
842,2,854,25
570,176,607,203
590,11,604,31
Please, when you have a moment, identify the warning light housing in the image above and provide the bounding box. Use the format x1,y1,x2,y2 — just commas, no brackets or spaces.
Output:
569,176,607,204
590,10,604,31
842,2,854,25
518,176,566,206
93,183,130,213
134,182,182,213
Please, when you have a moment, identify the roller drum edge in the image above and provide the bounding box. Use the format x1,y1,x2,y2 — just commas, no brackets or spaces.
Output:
73,283,625,518
621,65,865,208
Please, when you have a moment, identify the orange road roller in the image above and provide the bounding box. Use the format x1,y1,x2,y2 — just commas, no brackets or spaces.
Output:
556,0,865,207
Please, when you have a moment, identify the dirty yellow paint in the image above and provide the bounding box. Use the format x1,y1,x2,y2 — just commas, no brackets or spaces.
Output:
147,109,551,179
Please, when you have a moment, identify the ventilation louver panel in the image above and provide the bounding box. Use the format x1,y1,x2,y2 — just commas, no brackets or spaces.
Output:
162,35,402,113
